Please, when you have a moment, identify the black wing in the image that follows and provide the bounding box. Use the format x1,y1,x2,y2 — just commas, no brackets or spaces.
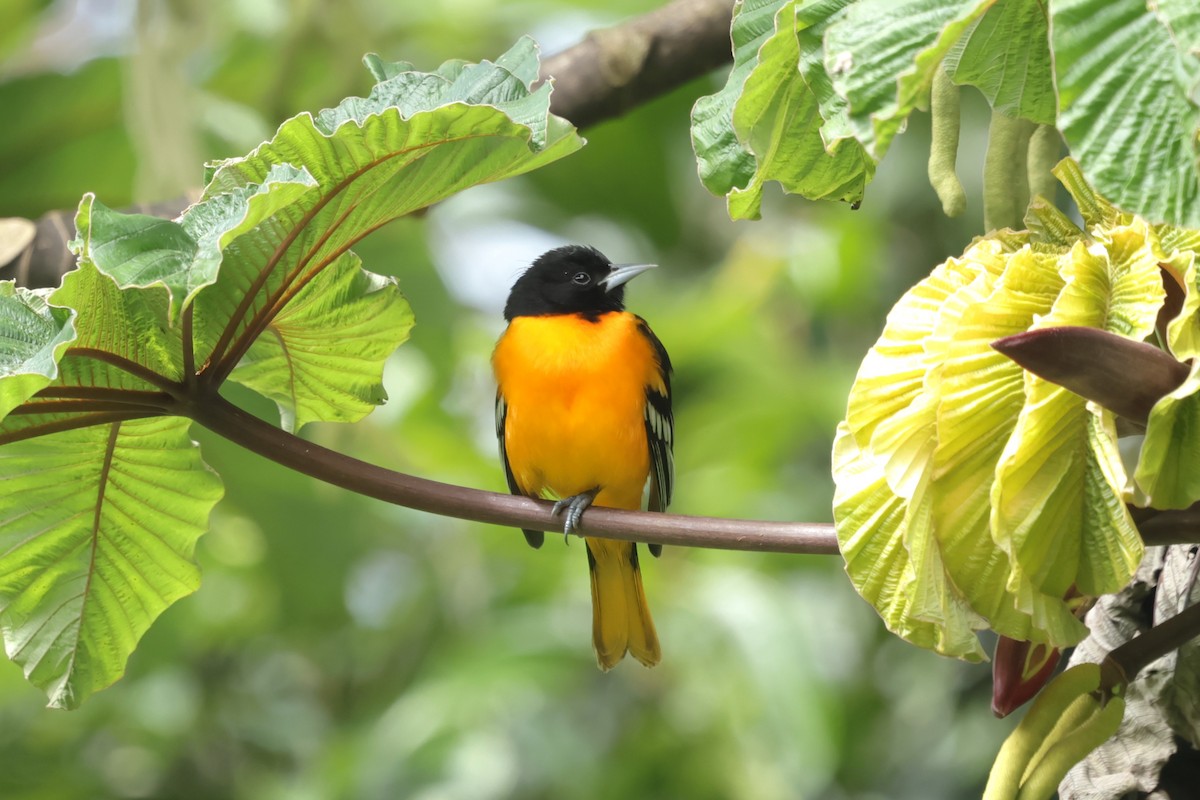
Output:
637,317,673,558
496,392,544,548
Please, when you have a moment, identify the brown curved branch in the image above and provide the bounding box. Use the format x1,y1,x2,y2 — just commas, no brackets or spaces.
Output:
188,393,839,555
185,390,1196,554
1,0,735,291
1103,600,1200,690
539,0,734,129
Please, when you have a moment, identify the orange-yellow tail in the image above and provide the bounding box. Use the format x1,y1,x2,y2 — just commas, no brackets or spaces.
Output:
585,537,660,670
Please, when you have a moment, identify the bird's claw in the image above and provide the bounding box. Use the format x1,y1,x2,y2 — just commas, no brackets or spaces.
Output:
551,490,599,539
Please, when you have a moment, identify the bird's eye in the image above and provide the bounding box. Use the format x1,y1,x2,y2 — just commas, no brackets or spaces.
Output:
571,271,591,285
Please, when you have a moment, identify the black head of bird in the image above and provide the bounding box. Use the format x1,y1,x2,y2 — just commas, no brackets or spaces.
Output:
503,244,656,321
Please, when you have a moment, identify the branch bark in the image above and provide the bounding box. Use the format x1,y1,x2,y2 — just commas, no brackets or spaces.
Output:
0,0,735,290
187,393,840,555
1106,599,1200,688
539,0,733,129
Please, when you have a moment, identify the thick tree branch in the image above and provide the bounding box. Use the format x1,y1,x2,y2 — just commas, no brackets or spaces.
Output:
539,0,733,129
1103,599,1200,690
187,393,840,555
0,0,735,290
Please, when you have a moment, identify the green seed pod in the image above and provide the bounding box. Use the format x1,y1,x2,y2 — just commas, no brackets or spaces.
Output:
983,663,1101,800
927,67,966,218
983,110,1035,232
1015,695,1125,800
1027,124,1063,206
1021,690,1099,784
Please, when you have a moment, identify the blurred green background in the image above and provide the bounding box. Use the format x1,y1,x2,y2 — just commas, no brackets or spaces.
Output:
1,1,1017,797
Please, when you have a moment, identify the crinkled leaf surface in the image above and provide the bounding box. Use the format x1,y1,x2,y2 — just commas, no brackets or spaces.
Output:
691,0,789,198
0,417,222,709
0,38,577,708
1152,0,1200,108
992,226,1161,600
229,251,413,432
836,243,1009,660
0,283,76,420
192,36,582,389
1135,361,1200,509
691,0,871,216
1135,223,1200,508
1,256,182,454
835,164,1200,659
823,0,994,159
928,245,1082,645
796,0,860,147
726,0,874,218
833,425,985,660
835,236,1083,657
1052,0,1200,227
942,0,1054,124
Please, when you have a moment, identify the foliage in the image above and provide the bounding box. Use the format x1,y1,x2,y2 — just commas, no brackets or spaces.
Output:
0,4,975,800
0,38,581,709
832,159,1188,657
3,0,1200,797
693,0,1200,227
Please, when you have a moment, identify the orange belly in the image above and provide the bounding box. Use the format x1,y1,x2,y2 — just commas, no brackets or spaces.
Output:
493,312,661,510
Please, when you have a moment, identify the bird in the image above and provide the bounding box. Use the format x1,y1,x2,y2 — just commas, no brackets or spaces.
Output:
491,244,673,670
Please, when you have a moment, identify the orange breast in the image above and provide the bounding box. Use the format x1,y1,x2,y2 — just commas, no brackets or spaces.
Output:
493,312,664,509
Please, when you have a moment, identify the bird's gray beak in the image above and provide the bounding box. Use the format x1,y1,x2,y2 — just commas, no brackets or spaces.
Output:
600,263,657,292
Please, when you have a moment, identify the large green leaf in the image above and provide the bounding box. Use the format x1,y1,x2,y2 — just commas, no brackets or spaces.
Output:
1138,247,1200,507
1052,0,1200,226
0,283,76,421
1152,0,1200,102
822,0,995,159
691,0,792,197
942,0,1054,124
0,262,223,710
796,0,861,147
191,36,582,386
833,424,986,661
228,251,414,432
1,258,182,449
926,245,1082,645
0,38,581,709
1136,363,1200,509
991,225,1161,601
62,38,575,432
69,169,319,322
0,417,222,709
691,0,873,216
726,1,875,218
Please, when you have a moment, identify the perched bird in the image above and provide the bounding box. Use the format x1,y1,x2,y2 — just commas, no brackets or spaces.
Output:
492,245,673,669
